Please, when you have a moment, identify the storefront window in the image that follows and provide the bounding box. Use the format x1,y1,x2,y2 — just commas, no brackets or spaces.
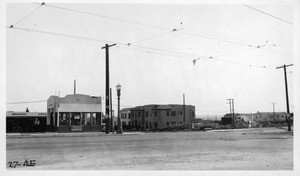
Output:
96,113,101,125
71,113,81,126
91,113,97,125
59,113,69,126
83,113,91,125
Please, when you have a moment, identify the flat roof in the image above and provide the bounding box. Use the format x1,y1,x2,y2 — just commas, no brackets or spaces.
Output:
6,111,47,117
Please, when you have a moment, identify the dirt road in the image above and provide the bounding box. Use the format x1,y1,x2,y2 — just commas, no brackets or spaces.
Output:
6,128,293,170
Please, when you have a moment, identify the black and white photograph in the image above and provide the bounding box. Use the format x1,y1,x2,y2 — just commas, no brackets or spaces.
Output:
1,0,299,175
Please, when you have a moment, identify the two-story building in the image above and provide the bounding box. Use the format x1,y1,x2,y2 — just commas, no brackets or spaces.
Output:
130,104,195,130
120,108,131,126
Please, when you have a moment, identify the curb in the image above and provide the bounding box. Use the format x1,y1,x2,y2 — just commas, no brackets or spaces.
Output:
6,132,145,139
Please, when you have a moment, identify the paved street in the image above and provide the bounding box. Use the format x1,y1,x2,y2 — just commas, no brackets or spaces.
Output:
6,128,293,170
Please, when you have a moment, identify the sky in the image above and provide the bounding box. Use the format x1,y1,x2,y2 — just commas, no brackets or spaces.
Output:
4,1,296,116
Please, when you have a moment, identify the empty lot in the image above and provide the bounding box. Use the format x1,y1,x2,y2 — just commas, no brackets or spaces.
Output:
6,128,293,170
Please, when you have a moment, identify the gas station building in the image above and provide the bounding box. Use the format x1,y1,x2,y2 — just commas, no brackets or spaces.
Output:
47,94,103,132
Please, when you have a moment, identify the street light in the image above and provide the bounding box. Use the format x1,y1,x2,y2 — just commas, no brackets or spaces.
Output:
116,84,123,134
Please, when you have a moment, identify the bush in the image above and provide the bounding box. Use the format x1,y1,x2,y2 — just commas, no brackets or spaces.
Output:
214,124,231,129
235,122,249,129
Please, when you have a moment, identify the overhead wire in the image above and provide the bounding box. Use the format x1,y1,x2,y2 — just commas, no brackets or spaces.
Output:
178,29,256,48
8,3,287,70
9,26,124,45
260,48,292,57
117,44,203,60
10,2,45,27
35,2,276,50
38,3,169,31
128,29,178,45
6,100,47,104
31,3,292,58
9,26,277,70
243,4,293,25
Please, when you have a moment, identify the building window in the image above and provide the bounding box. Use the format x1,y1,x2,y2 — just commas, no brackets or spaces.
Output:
71,113,81,126
84,113,91,125
146,111,149,117
166,122,169,126
171,111,176,116
59,112,69,126
91,113,97,125
138,112,141,117
128,113,131,119
180,111,182,115
154,111,157,117
154,122,158,128
167,111,169,116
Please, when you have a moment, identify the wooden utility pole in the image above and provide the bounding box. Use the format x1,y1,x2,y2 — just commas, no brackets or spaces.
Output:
101,43,116,134
74,80,76,94
232,99,235,128
183,94,185,124
110,88,114,133
227,99,234,128
276,64,293,131
273,102,275,121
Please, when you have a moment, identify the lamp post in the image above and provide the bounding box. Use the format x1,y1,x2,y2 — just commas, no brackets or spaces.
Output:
116,84,123,134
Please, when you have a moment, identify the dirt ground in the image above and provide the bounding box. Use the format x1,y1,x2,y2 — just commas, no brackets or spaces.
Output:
6,128,293,170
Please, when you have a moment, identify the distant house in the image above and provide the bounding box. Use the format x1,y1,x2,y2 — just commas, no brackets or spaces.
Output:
130,104,195,130
221,111,290,126
237,114,255,123
253,111,289,122
221,113,240,125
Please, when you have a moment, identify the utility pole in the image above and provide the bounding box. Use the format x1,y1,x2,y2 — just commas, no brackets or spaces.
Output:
276,64,293,131
272,102,275,121
227,99,232,115
232,99,235,128
183,94,185,124
101,43,116,134
110,88,114,133
227,99,234,128
74,80,76,94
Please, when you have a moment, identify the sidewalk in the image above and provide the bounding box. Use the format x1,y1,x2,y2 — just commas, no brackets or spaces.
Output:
6,131,145,139
210,127,293,134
